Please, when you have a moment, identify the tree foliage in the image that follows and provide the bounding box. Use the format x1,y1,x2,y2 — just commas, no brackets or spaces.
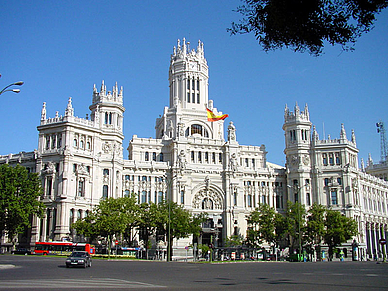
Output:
73,196,207,259
323,209,358,260
229,0,388,55
0,164,45,242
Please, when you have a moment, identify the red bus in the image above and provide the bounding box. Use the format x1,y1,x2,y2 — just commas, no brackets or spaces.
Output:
33,242,95,256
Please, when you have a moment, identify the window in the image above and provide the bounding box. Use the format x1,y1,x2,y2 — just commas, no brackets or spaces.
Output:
219,153,222,163
247,194,252,207
159,153,164,162
145,152,149,161
86,141,91,150
73,139,78,148
158,191,164,203
142,176,147,181
245,158,249,167
124,190,130,197
191,151,195,162
78,178,85,197
152,152,156,161
233,191,237,206
103,169,109,176
306,193,311,206
212,153,216,163
197,93,200,104
252,159,255,169
187,92,190,103
331,190,338,205
125,175,130,181
335,153,341,165
46,177,52,197
262,195,266,204
46,136,50,150
187,79,190,90
141,191,147,203
205,152,209,163
198,151,202,163
276,195,282,208
192,124,202,135
181,190,185,204
192,92,195,103
102,185,108,198
80,140,84,149
329,153,334,166
337,178,342,185
322,153,327,166
324,178,329,186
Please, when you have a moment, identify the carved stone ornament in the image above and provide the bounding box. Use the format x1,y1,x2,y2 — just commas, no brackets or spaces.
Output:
192,189,223,210
42,162,56,175
103,142,111,153
303,154,310,166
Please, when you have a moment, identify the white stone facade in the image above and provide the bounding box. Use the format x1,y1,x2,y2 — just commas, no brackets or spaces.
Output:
1,38,387,259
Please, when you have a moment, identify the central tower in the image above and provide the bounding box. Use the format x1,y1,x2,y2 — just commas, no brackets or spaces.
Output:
169,38,208,110
155,38,226,141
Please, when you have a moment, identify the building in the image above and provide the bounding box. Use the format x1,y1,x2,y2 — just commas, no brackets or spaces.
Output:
1,38,387,260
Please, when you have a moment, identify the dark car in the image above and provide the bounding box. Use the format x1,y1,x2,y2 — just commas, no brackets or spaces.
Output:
65,251,91,268
11,248,32,255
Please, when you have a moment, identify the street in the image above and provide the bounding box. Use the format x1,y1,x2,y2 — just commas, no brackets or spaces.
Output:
0,255,387,290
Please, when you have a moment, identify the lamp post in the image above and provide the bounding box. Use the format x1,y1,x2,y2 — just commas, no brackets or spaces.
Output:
0,75,24,95
164,172,177,262
287,183,307,262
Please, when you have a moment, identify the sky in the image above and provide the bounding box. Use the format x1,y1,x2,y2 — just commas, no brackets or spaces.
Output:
1,1,387,166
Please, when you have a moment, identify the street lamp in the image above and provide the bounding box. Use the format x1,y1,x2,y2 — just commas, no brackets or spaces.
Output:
0,75,24,95
164,172,177,262
287,183,308,262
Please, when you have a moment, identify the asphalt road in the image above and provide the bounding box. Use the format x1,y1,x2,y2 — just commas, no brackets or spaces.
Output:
1,255,387,290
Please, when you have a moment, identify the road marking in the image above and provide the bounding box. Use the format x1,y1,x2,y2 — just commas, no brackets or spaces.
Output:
0,278,165,289
0,264,16,270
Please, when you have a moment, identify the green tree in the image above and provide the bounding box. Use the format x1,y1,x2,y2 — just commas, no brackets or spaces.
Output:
0,164,44,248
73,196,136,258
284,201,307,253
246,204,276,247
323,209,358,260
137,202,160,259
229,0,388,56
156,201,207,261
305,203,326,256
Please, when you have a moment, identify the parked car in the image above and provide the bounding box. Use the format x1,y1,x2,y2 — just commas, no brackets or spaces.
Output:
65,251,91,268
11,248,32,255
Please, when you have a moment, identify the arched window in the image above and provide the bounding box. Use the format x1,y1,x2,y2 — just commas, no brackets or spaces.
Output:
185,124,209,138
73,139,78,147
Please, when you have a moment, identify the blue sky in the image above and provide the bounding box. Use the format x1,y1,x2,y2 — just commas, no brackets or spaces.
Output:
1,0,387,166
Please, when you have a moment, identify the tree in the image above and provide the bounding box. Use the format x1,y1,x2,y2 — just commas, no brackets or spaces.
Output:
0,164,44,248
73,196,139,258
323,209,358,260
305,203,326,258
156,201,207,261
246,204,276,247
229,0,388,56
284,201,307,253
137,202,160,259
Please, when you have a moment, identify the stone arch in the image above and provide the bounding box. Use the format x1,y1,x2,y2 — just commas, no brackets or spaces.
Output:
192,183,224,210
185,120,213,139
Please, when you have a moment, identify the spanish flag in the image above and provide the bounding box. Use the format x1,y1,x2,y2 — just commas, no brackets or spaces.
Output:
207,108,228,122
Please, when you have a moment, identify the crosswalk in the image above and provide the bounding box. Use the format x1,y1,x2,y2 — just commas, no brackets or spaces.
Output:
0,278,165,289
